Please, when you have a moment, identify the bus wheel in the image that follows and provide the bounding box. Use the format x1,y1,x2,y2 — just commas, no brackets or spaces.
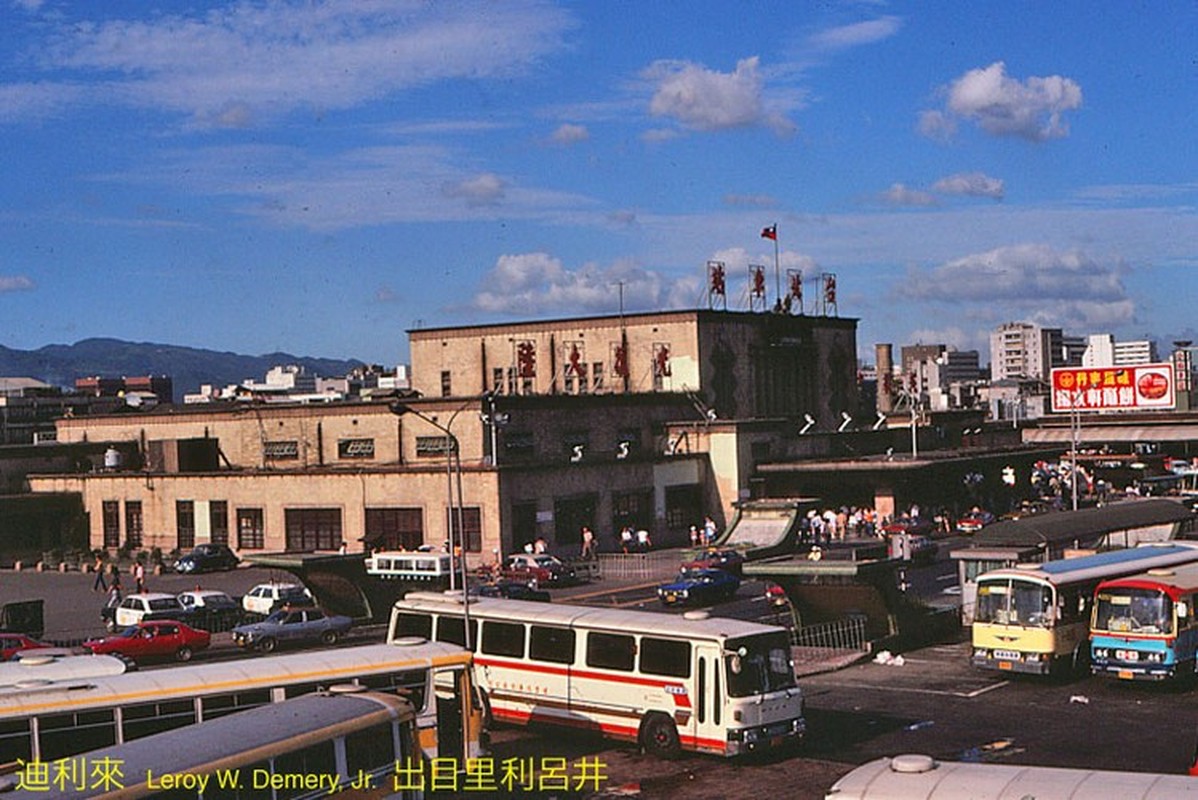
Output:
175,646,193,663
640,713,681,759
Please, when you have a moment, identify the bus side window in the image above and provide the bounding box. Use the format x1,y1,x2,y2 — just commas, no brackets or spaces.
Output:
697,657,706,725
481,621,525,658
394,612,433,640
529,625,575,664
639,637,691,678
586,632,635,672
436,616,477,651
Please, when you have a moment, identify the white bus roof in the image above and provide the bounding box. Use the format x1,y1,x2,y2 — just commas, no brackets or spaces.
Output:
395,592,787,642
825,755,1198,799
974,542,1198,588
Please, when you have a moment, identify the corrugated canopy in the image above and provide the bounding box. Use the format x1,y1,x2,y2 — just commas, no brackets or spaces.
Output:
970,498,1194,548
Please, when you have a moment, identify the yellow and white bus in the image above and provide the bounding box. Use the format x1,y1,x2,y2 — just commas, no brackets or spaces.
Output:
972,542,1198,675
389,592,805,758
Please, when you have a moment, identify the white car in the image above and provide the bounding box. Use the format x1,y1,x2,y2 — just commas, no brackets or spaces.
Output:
108,592,185,631
241,582,314,617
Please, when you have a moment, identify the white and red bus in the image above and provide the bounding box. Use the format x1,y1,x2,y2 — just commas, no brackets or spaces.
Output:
389,592,805,758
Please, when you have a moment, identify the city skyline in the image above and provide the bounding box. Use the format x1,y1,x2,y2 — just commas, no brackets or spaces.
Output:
2,1,1196,366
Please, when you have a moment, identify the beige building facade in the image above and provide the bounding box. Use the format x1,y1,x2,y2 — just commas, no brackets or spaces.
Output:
29,309,858,561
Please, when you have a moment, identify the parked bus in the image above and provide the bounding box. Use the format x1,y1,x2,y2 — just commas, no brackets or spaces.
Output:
0,653,131,690
0,639,483,768
824,754,1198,799
8,688,423,800
365,551,454,586
971,542,1198,675
389,592,805,758
1090,561,1198,682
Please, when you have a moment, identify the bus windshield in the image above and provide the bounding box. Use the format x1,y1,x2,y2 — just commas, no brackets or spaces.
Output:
1094,589,1173,635
975,579,1053,628
724,632,795,698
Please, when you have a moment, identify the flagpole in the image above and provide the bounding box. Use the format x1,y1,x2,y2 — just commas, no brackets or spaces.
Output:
773,229,780,307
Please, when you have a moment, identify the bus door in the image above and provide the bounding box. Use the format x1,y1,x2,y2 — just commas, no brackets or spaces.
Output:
693,643,724,754
433,666,466,764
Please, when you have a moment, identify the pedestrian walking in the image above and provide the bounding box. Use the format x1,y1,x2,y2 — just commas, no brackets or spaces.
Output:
580,526,596,560
91,554,107,592
703,515,718,545
619,527,633,554
132,561,146,594
689,525,701,547
635,528,651,552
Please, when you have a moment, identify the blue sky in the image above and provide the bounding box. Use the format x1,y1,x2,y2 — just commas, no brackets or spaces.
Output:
2,1,1196,368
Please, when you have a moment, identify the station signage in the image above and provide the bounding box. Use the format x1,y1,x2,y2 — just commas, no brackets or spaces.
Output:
1050,364,1175,412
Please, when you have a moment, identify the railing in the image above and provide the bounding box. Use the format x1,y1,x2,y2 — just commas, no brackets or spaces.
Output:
594,551,679,581
789,616,870,662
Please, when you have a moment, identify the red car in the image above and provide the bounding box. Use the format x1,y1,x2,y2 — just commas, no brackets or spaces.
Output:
682,548,746,577
0,634,50,661
84,620,211,663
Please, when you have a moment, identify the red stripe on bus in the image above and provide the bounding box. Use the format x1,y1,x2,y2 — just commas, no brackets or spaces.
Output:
492,706,727,753
475,655,691,706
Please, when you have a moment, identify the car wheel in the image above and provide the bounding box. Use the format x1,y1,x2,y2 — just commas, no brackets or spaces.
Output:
640,713,681,759
175,646,193,663
320,630,339,646
257,637,277,654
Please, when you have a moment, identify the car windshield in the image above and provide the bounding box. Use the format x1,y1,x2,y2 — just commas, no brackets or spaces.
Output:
975,578,1053,628
725,632,796,698
1094,588,1173,635
148,598,182,611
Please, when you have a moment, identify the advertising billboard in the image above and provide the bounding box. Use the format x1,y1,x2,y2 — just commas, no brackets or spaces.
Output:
1050,364,1175,412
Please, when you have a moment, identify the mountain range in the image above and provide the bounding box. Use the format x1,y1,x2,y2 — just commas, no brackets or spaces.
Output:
0,339,365,402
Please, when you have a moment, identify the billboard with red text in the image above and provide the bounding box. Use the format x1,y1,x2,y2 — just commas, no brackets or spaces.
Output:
1050,364,1175,412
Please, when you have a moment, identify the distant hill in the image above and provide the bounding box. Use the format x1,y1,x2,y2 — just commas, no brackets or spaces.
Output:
0,338,365,402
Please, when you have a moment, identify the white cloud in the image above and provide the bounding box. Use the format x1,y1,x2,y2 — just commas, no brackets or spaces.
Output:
0,82,85,123
549,123,589,145
0,275,35,292
897,243,1133,330
11,1,575,126
807,16,902,52
932,172,1005,200
471,253,689,315
922,62,1082,142
645,56,794,135
641,127,680,143
882,183,937,207
442,173,507,206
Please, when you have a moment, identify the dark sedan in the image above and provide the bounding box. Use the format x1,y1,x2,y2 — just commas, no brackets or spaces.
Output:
682,547,746,577
231,607,352,653
173,544,240,575
470,579,551,602
657,568,741,607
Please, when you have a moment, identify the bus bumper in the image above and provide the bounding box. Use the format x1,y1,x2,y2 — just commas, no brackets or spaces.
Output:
1091,660,1177,682
971,651,1052,675
726,716,805,755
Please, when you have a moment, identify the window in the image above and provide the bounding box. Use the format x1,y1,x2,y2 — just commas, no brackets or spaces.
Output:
481,621,525,658
345,723,396,775
125,501,143,549
640,637,691,678
102,501,120,549
237,508,265,550
492,368,505,393
448,507,483,553
416,436,452,457
200,689,271,720
393,612,433,640
284,508,342,552
436,616,478,650
586,631,635,672
123,699,196,741
529,626,575,664
209,501,229,546
263,440,299,460
441,370,452,397
38,710,115,761
665,484,703,530
277,740,338,786
366,508,423,551
338,438,375,459
592,362,604,391
176,501,195,551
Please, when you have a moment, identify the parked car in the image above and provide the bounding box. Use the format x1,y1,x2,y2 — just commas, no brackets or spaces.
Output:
241,582,315,618
682,548,746,577
0,634,50,661
881,517,936,538
500,554,576,587
231,607,352,653
657,568,741,607
173,544,240,574
177,589,243,631
470,579,551,602
956,509,996,534
764,582,789,609
102,592,187,632
83,620,211,663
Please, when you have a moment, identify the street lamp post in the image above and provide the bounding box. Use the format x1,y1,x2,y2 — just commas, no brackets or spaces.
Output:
389,400,473,649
